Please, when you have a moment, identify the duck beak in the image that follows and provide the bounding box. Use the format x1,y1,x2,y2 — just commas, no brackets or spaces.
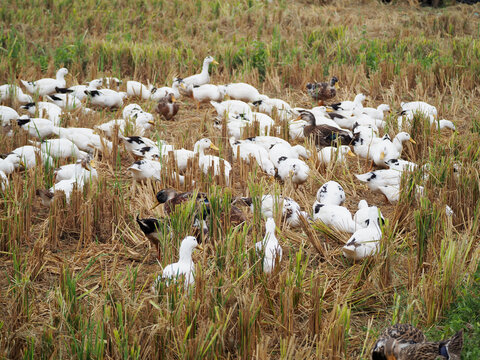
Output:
326,108,334,113
335,83,339,89
295,115,302,121
380,151,385,160
171,96,176,102
347,150,356,157
90,160,96,168
209,143,220,151
150,202,161,210
148,121,155,126
180,83,186,89
196,244,205,251
409,138,417,144
212,60,219,65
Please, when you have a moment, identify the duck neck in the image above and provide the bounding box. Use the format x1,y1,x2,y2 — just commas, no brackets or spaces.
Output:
56,71,65,81
201,61,211,76
194,143,206,156
178,245,194,263
393,137,403,151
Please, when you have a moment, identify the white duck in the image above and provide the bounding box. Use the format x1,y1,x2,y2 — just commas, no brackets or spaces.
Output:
224,83,264,102
153,236,203,290
253,97,294,121
0,105,19,127
12,146,54,169
288,119,307,140
312,201,356,233
192,84,226,108
0,85,33,103
195,138,232,183
317,145,355,165
343,206,382,260
401,101,437,118
37,138,88,160
252,97,292,114
276,157,309,186
87,134,113,153
16,117,56,139
0,170,7,191
355,169,402,191
229,137,275,176
330,93,366,112
37,177,85,206
182,56,218,87
128,159,162,181
55,78,103,101
21,68,68,96
371,132,415,166
316,181,346,205
53,126,97,152
85,89,126,108
385,158,418,171
243,195,307,228
268,143,309,166
21,102,62,126
244,136,290,151
150,78,182,101
54,159,97,184
0,153,22,175
47,93,82,110
120,135,157,154
126,80,154,100
210,99,252,118
255,218,282,274
353,200,385,229
362,104,390,120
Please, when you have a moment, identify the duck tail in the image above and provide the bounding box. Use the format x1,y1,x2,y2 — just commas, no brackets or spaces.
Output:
55,87,73,94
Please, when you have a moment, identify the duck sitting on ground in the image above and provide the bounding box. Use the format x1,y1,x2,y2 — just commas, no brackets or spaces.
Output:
156,93,179,120
371,323,463,360
371,323,426,360
21,68,68,96
298,110,353,147
306,76,338,106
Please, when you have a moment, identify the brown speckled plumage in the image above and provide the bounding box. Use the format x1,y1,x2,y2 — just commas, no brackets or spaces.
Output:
156,93,179,120
371,324,463,360
306,76,338,103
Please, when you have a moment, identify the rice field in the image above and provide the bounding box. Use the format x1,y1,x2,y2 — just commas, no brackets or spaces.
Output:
1,0,480,359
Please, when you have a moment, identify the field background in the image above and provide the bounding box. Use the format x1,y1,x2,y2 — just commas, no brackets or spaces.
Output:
1,0,480,359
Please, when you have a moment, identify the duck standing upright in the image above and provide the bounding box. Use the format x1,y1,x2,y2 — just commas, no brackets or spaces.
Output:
255,218,282,274
181,56,218,87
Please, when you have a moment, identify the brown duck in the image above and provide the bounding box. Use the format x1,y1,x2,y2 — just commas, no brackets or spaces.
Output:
384,331,463,360
371,324,463,360
153,188,246,226
298,110,352,147
156,93,179,120
152,188,208,215
306,76,338,105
